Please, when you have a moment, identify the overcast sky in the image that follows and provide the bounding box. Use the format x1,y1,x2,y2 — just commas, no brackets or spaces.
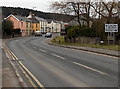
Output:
1,0,119,12
1,0,59,12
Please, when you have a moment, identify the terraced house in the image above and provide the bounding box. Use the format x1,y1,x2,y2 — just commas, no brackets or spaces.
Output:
26,19,32,35
35,16,48,33
5,12,62,36
5,14,32,36
27,12,40,33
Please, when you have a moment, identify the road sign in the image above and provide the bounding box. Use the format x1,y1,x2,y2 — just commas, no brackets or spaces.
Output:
105,24,118,32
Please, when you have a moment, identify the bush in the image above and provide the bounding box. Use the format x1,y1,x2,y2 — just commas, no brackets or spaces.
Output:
66,26,96,38
79,26,96,37
65,26,80,42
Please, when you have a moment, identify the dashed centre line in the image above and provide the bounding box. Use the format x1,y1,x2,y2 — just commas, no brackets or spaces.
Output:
38,49,47,53
33,46,47,53
51,53,65,60
73,62,109,75
33,47,37,49
51,53,110,76
26,44,29,46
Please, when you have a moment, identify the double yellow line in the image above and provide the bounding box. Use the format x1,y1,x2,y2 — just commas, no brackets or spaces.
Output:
3,43,45,89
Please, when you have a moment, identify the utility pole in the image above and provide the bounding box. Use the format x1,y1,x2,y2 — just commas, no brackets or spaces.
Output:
0,7,2,39
118,1,120,46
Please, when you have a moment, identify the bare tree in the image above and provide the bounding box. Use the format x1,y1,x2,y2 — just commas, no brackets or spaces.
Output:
91,0,119,23
51,0,119,25
52,0,93,27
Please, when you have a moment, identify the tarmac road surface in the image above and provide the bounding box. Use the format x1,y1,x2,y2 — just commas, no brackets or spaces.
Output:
6,35,118,88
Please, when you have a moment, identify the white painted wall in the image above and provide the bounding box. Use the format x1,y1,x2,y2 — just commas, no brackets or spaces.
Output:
47,21,61,33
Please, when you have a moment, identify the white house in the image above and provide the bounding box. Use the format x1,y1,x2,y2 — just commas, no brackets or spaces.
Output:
46,19,61,33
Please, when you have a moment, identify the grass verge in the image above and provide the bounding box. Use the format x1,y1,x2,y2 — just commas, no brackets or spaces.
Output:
51,36,119,51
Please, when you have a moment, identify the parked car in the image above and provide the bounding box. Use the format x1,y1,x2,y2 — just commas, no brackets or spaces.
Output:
34,31,42,36
45,32,52,37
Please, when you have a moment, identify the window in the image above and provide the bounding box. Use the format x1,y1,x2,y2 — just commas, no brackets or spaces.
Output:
30,23,32,28
26,23,28,28
21,22,23,27
36,24,37,28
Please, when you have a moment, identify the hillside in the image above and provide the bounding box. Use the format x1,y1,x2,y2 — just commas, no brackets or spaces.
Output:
2,7,75,22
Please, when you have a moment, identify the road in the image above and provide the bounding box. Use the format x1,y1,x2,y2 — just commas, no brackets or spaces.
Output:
6,34,118,87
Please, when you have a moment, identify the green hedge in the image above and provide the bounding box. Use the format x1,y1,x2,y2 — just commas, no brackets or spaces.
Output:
65,26,96,38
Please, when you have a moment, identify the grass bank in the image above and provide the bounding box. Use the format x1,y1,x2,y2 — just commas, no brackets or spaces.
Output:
51,36,119,51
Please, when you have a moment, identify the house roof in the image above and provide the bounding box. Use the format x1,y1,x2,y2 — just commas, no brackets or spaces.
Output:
14,15,32,22
28,18,39,23
45,19,58,23
35,16,47,22
5,14,31,22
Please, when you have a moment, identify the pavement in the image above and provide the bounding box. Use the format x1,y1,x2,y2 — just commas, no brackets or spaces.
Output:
1,38,24,88
47,39,119,58
2,49,21,87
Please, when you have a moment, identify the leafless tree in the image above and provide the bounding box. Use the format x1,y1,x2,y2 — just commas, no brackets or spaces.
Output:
51,0,119,25
91,0,119,23
52,0,93,27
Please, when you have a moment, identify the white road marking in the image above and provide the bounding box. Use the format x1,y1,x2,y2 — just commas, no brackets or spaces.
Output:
26,44,29,46
39,49,47,53
73,62,109,75
51,53,65,60
33,47,37,49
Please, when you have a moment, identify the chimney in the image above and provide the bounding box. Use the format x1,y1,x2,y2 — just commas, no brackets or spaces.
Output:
27,11,33,18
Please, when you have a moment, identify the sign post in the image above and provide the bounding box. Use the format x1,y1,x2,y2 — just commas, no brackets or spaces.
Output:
105,24,118,45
